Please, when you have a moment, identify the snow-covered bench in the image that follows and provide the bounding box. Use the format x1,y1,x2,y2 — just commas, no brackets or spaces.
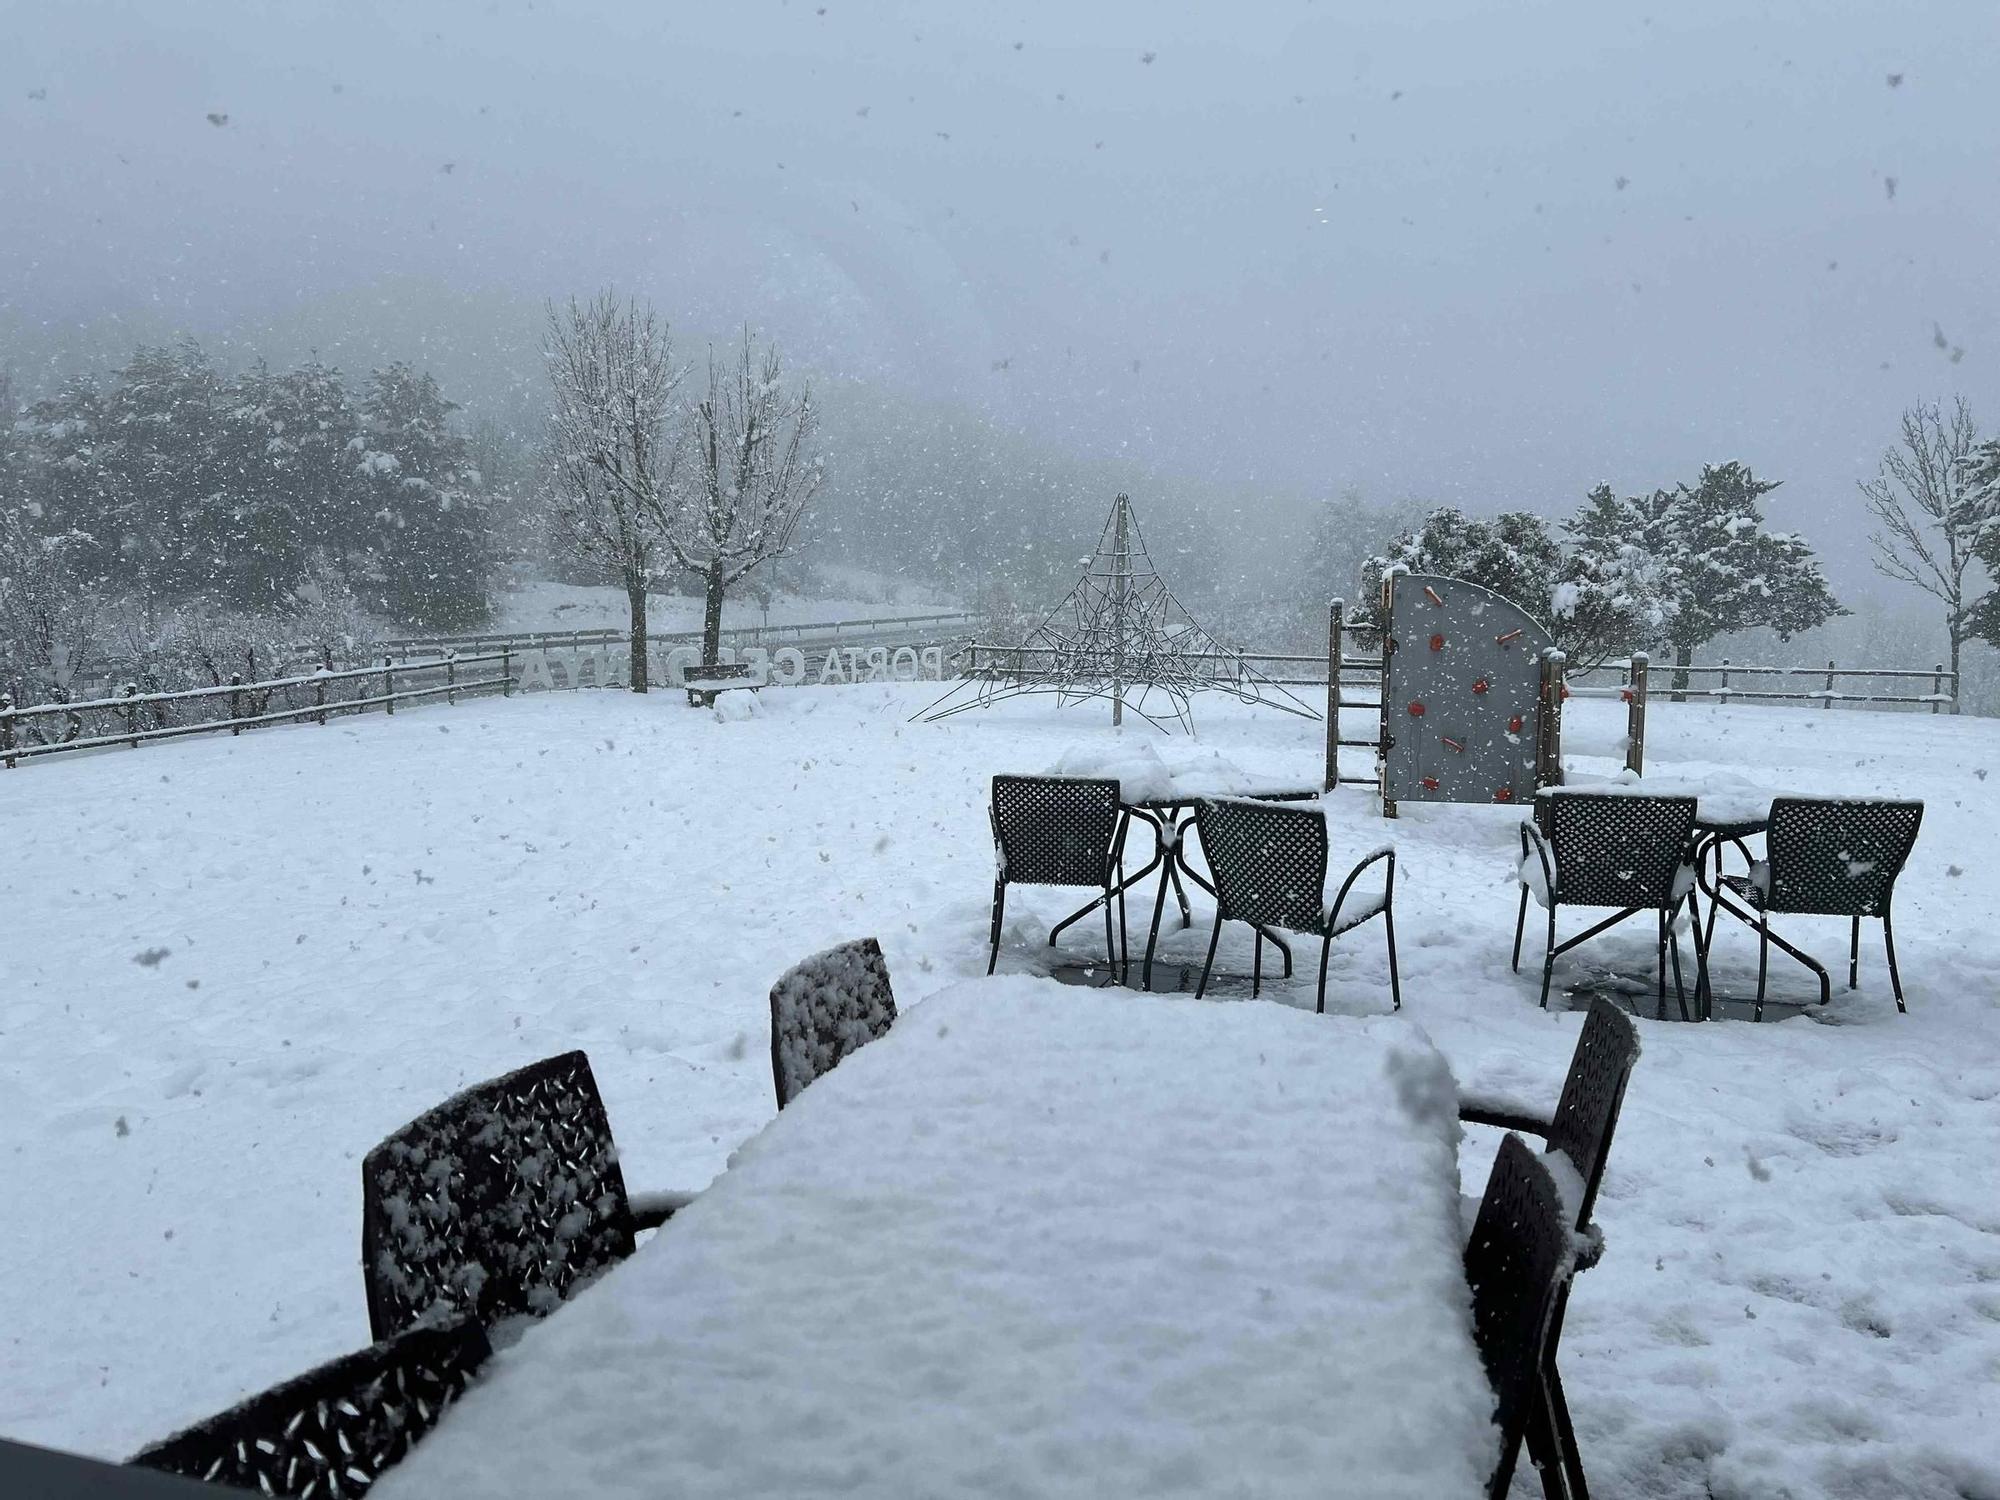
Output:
684,661,762,707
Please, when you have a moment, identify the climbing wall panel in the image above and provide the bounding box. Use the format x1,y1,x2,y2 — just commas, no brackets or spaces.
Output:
1382,573,1553,809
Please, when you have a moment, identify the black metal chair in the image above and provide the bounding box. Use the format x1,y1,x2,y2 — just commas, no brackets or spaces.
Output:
360,1051,694,1342
130,1318,490,1496
1518,792,1704,1018
1461,997,1639,1500
1190,797,1399,1011
1464,1134,1581,1500
1704,797,1922,1020
770,936,898,1109
988,775,1128,976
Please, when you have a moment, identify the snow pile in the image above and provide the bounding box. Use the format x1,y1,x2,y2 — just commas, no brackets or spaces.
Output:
380,981,1496,1500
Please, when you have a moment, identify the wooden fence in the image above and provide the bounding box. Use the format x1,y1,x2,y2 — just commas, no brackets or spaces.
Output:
1565,657,1956,713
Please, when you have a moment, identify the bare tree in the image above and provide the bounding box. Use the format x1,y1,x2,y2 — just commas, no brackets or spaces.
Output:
658,331,824,663
543,293,684,692
1860,398,1989,711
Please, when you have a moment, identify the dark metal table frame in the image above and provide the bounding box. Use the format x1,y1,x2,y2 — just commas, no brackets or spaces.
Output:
1690,807,1832,1019
1110,787,1323,991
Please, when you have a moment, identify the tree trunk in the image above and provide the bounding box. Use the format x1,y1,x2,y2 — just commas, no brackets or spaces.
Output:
627,579,650,693
702,559,727,664
1671,640,1692,703
1949,631,1961,715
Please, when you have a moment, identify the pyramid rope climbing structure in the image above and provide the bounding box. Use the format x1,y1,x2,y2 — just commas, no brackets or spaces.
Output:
916,494,1319,732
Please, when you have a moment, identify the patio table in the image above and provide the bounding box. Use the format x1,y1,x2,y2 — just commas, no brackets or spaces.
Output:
378,978,1498,1500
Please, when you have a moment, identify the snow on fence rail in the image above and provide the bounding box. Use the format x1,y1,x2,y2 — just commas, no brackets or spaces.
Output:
1565,657,1957,713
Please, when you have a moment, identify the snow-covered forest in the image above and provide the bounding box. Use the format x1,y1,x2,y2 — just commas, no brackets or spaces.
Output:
4,6,1998,1500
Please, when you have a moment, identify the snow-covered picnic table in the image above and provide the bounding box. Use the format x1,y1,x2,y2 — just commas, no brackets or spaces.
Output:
378,977,1498,1500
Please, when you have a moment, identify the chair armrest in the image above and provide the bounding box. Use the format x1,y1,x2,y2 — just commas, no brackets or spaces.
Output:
1456,1099,1553,1137
1325,845,1395,932
628,1187,700,1231
1519,820,1556,901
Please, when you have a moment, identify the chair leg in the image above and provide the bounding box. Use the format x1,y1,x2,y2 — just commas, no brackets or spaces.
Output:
1252,929,1263,998
1655,909,1669,1022
1547,1362,1588,1500
1755,913,1769,1024
1316,933,1332,1014
1384,907,1402,1011
988,881,1006,976
1686,893,1712,1021
1849,915,1860,990
1117,878,1129,978
1539,908,1558,1009
1667,920,1689,1022
1103,888,1117,976
1195,912,1224,999
1520,1381,1570,1500
1513,886,1529,972
1883,911,1906,1013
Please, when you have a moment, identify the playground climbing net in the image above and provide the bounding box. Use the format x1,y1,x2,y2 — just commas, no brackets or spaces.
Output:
915,494,1319,733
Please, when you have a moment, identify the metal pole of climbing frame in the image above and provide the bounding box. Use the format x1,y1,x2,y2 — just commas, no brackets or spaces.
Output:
1111,493,1128,729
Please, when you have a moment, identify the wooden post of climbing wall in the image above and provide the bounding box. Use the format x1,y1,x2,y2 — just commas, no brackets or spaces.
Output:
1625,652,1648,775
1536,649,1566,789
1379,572,1398,819
1324,598,1343,792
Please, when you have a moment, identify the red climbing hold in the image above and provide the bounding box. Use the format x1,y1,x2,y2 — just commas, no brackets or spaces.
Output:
1472,676,1489,694
1496,628,1523,646
1494,786,1515,803
1619,688,1634,703
1407,700,1426,717
1429,632,1446,652
1508,714,1524,733
1423,584,1445,607
1442,736,1466,753
1421,776,1440,792
1560,683,1571,701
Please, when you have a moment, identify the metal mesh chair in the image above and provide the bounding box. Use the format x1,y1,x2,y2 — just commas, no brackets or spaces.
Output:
1461,998,1638,1500
770,936,898,1109
1518,792,1703,1018
1464,1135,1580,1500
1708,798,1922,1019
130,1318,491,1496
1191,798,1399,1012
988,775,1128,975
361,1051,690,1342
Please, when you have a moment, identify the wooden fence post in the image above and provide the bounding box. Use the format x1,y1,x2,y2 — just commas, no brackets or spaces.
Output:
1933,663,1944,715
384,656,396,716
122,683,140,748
501,648,513,697
446,652,458,706
315,672,328,726
1719,658,1730,701
1324,599,1344,792
1,693,14,770
1824,659,1836,710
1625,653,1647,776
229,674,244,734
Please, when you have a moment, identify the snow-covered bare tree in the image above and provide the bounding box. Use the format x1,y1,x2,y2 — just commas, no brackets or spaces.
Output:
660,331,824,664
1860,398,1989,710
542,293,684,692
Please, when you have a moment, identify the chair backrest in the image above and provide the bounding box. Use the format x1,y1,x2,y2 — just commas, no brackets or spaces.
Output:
1463,1134,1572,1500
770,936,898,1109
131,1318,491,1495
360,1050,636,1342
1764,798,1922,916
1193,798,1328,935
990,775,1123,888
1545,998,1640,1235
1544,791,1697,909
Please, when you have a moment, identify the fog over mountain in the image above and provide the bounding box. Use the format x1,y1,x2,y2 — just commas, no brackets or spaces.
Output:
5,0,1996,599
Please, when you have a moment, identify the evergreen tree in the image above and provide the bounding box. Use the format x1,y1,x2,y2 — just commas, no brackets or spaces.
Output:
353,362,491,630
1962,437,2000,651
1569,462,1844,691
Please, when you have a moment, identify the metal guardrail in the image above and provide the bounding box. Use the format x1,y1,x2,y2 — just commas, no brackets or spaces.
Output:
379,609,980,657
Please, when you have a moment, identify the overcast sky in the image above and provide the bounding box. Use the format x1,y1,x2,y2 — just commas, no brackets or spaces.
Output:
4,0,1996,595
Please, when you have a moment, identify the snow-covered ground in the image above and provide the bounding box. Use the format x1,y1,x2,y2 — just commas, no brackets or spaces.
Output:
486,569,960,638
3,686,1997,1499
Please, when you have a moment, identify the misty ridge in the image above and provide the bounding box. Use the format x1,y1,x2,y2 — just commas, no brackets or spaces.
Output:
1,2,1994,709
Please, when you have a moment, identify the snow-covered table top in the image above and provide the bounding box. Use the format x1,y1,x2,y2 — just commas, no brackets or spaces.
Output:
1538,768,1791,829
1047,740,1318,805
379,978,1497,1500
